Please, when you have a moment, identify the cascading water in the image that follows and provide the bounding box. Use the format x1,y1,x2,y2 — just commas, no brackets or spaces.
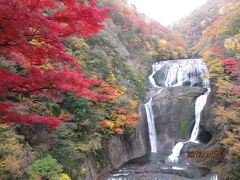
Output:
167,88,211,162
144,63,164,153
106,59,218,180
145,59,210,157
145,98,158,153
190,88,211,142
211,174,219,180
166,60,211,163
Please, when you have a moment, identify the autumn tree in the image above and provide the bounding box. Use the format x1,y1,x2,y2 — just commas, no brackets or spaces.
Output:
0,0,111,128
0,124,34,178
203,46,240,161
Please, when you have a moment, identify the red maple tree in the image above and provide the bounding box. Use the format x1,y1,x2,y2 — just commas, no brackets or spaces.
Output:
0,0,111,128
223,57,240,73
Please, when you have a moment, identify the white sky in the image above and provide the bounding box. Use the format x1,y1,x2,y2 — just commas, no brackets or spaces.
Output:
128,0,207,26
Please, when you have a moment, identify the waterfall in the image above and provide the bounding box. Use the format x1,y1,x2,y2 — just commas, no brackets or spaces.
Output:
189,88,211,142
149,63,163,88
144,59,210,158
211,174,218,180
166,60,211,163
107,59,215,180
145,98,158,153
168,88,210,162
144,63,163,152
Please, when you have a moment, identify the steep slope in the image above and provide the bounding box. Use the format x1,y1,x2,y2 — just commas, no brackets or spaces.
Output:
172,0,240,179
0,0,187,179
172,0,240,56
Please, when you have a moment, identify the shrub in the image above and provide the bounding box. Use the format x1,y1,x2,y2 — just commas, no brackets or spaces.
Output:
28,155,63,179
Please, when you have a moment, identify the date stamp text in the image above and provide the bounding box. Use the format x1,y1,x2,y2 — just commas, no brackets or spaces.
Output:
187,151,225,158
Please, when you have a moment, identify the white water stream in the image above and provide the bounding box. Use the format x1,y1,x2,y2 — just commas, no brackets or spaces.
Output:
145,97,158,153
144,59,210,159
144,62,163,152
168,87,210,162
107,59,218,180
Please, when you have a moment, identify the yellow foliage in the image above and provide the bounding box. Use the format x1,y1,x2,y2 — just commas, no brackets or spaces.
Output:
221,126,240,157
201,20,207,27
204,45,240,159
57,173,71,180
106,72,117,85
215,106,239,124
79,167,86,175
69,37,90,51
111,85,127,99
31,39,45,46
100,120,115,129
204,56,225,79
143,41,152,50
218,7,226,15
148,50,158,56
0,124,34,175
172,51,179,59
87,60,96,64
159,39,167,46
224,37,240,51
39,63,54,70
128,37,140,44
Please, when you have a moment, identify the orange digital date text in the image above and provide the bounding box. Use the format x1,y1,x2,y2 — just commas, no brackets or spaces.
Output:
187,151,225,158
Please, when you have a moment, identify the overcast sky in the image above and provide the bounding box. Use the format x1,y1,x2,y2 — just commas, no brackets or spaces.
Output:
128,0,207,26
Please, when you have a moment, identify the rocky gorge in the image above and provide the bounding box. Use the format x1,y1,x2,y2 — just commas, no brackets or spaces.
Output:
103,59,222,180
0,0,238,179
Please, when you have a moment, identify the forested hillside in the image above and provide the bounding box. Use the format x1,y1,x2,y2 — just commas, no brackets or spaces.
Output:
0,0,187,179
173,0,240,179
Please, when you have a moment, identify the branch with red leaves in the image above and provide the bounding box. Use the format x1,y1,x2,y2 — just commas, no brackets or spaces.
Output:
0,0,112,128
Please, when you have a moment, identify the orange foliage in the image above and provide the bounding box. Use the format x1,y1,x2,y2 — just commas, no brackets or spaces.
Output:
204,45,240,160
100,101,139,135
102,0,187,60
129,100,138,109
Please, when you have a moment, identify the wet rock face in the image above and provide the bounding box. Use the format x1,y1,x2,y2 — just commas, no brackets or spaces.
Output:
183,77,203,87
151,87,206,154
180,142,203,154
199,91,215,137
153,65,169,86
153,64,205,87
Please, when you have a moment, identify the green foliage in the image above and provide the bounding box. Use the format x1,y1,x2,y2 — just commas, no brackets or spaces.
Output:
63,96,91,120
50,139,84,179
63,95,99,130
173,0,240,177
0,124,33,179
231,159,240,180
28,155,63,179
0,0,189,179
111,58,145,99
110,12,124,24
222,12,240,36
93,147,110,169
89,58,111,79
51,140,76,160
